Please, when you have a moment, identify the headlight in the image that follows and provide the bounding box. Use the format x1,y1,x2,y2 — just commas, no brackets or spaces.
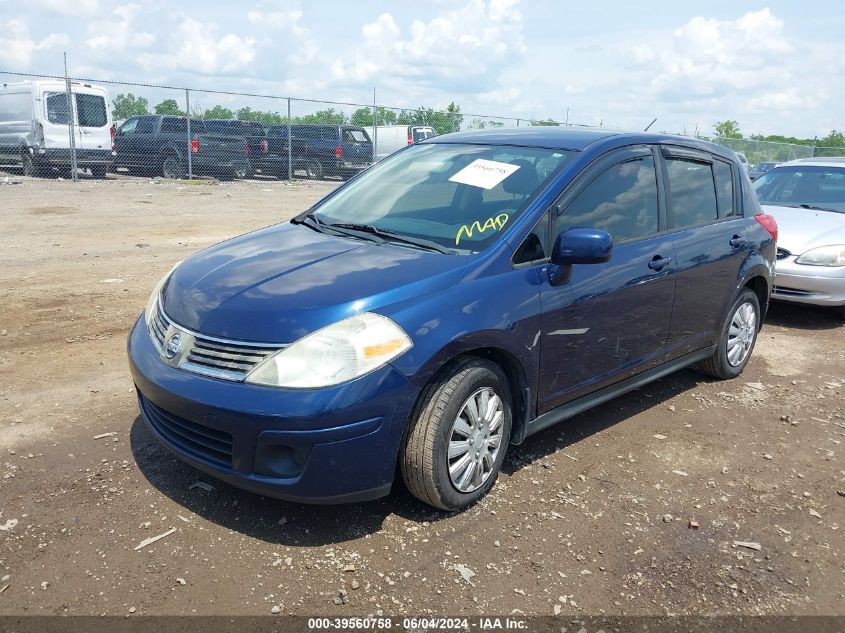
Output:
795,245,845,267
245,312,412,388
144,261,182,329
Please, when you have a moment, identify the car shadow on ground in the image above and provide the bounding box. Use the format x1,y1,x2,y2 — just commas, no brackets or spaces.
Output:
502,367,702,476
130,366,704,547
764,301,842,330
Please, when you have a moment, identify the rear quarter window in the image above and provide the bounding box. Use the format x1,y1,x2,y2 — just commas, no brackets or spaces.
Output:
712,160,736,217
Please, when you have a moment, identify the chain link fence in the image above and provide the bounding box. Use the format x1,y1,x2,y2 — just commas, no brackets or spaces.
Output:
2,69,843,181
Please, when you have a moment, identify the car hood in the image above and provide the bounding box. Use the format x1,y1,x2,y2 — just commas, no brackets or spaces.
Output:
761,204,845,254
162,222,467,342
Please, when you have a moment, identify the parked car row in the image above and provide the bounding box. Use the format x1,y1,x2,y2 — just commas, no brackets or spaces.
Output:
0,80,442,180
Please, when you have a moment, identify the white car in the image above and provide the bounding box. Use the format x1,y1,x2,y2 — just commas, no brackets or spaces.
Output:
0,80,115,177
753,158,845,318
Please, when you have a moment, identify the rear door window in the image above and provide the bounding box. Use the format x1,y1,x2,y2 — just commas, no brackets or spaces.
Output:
320,127,337,141
413,127,435,142
160,117,184,133
135,117,156,133
45,92,70,125
75,93,107,128
554,155,660,243
665,158,718,228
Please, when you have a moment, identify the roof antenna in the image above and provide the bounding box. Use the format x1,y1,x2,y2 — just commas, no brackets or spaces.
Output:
644,118,657,132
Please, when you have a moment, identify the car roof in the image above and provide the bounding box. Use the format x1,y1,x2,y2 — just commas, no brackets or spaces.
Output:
778,157,845,168
424,127,737,158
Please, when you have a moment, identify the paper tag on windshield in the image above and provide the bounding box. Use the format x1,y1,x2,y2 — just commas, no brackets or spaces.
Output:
449,159,521,190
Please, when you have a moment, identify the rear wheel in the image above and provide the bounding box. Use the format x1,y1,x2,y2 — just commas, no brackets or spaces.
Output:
698,288,760,379
401,358,512,511
161,152,185,179
305,159,324,180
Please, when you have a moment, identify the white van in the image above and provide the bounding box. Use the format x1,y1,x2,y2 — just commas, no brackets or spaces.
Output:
0,80,114,177
365,124,436,161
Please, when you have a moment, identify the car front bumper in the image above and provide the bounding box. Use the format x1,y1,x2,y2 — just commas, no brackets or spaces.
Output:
772,257,845,307
127,316,418,503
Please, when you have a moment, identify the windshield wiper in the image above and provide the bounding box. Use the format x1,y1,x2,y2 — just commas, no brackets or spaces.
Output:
799,204,842,214
769,203,843,214
292,213,383,243
329,223,453,254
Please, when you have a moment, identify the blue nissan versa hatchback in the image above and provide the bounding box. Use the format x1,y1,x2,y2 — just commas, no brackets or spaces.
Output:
128,128,777,511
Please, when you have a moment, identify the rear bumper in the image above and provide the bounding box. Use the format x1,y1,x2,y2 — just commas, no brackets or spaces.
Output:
772,258,845,307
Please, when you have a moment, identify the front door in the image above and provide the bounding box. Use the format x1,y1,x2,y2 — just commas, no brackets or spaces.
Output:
537,146,677,412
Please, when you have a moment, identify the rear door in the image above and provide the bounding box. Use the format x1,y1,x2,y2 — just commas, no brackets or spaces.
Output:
72,87,111,152
536,146,677,411
660,147,749,357
40,87,73,151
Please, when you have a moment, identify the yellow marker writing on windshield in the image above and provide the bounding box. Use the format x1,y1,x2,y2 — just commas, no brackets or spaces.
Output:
456,213,509,246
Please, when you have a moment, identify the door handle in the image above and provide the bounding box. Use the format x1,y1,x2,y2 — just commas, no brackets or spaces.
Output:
729,235,746,248
648,255,672,271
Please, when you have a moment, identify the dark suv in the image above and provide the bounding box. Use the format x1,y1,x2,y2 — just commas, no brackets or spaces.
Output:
129,128,776,511
270,124,373,180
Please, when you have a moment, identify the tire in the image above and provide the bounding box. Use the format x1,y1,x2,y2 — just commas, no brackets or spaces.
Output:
21,151,39,177
90,165,108,179
698,288,761,379
305,159,324,180
401,358,512,511
161,152,185,179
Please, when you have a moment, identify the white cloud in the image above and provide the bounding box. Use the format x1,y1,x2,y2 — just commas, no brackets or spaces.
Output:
30,0,99,17
330,0,526,92
0,18,69,68
86,4,155,51
247,0,306,36
139,18,257,75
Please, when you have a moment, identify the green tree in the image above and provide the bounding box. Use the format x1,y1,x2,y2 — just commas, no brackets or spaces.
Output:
713,120,742,139
111,93,149,119
350,107,399,127
294,108,348,125
202,105,234,119
154,99,185,116
530,118,560,126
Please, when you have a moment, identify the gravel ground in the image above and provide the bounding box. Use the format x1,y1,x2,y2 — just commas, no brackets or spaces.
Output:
0,172,843,618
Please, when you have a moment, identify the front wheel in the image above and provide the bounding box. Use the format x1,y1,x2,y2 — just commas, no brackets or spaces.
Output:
21,151,40,177
401,358,512,511
698,288,761,379
90,165,108,179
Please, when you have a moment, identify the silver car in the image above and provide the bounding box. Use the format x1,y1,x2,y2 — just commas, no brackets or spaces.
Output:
753,158,845,318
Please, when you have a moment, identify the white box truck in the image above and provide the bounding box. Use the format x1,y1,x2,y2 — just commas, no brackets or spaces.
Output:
366,124,436,161
0,80,115,177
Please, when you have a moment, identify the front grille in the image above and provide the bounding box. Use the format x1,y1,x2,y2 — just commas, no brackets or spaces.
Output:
140,395,233,467
776,247,791,260
149,300,284,381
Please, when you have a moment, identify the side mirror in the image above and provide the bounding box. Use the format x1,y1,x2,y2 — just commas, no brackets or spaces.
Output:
549,228,613,285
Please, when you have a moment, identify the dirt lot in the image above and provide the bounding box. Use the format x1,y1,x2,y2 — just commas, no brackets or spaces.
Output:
0,171,843,619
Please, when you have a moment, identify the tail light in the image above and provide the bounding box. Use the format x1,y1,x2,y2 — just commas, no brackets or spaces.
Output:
244,143,250,156
335,145,342,159
755,213,778,241
190,139,200,153
259,140,268,153
407,132,413,145
110,125,115,152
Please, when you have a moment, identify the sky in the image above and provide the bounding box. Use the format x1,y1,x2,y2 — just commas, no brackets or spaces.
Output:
0,0,842,138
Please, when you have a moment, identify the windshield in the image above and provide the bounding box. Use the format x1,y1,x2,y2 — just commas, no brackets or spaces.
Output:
753,165,845,212
307,143,571,253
